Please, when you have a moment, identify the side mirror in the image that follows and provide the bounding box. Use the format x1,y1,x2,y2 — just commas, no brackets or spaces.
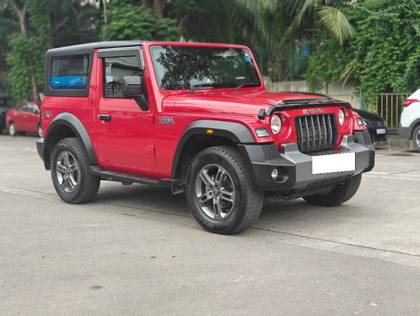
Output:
122,76,143,97
122,76,149,111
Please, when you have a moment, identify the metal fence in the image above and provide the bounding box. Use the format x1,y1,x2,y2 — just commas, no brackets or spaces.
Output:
376,93,410,129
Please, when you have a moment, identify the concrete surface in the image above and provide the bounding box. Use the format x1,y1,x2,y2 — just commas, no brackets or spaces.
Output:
1,135,420,315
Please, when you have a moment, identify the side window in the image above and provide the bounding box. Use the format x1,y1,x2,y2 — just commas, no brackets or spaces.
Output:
50,55,89,90
103,55,141,98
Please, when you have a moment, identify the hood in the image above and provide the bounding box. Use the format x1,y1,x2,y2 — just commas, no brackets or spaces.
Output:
355,109,382,121
162,90,332,116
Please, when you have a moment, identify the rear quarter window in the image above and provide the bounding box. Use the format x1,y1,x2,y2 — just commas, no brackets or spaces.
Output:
50,55,89,90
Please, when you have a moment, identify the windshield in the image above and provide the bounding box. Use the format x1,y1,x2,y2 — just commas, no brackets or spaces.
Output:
150,46,261,90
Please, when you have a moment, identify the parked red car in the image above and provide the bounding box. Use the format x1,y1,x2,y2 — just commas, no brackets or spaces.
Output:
6,102,42,137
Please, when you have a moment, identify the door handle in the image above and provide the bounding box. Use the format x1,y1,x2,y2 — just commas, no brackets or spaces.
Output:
98,114,112,122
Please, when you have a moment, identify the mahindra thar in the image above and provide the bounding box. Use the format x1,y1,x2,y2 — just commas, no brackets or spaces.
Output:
36,41,374,234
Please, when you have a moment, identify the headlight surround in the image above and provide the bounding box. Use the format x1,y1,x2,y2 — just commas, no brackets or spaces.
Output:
271,114,282,134
338,109,346,126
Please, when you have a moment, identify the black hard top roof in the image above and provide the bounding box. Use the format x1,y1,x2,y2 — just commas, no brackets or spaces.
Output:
46,41,143,56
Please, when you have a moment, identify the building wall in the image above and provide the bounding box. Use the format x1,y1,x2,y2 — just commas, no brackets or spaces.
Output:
265,79,362,109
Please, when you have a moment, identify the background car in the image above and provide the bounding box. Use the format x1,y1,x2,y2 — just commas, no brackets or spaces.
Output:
0,96,13,132
5,102,42,137
400,89,420,151
354,109,387,143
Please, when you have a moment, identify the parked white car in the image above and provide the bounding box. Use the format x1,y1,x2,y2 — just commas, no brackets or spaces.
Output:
400,89,420,151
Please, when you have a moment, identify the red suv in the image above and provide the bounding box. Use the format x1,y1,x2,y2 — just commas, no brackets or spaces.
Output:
36,41,374,234
6,102,42,137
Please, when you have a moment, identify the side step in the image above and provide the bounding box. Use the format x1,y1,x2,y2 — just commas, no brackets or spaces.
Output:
91,166,160,185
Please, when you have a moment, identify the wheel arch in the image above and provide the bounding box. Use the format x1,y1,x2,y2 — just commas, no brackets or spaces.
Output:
42,113,97,170
171,120,255,182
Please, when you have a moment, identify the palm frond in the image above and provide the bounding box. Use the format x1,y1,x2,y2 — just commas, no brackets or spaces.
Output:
317,5,355,45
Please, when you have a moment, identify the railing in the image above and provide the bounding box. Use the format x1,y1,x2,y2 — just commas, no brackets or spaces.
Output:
376,93,410,129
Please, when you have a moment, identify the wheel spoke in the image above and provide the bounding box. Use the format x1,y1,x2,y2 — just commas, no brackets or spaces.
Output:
69,174,78,187
220,188,234,203
215,167,225,185
200,169,215,187
213,198,222,220
56,163,67,174
197,192,212,204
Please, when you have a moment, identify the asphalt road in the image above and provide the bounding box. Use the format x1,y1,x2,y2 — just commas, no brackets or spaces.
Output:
1,135,420,315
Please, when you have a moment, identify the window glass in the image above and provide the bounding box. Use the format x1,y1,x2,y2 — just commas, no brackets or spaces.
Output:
103,55,141,98
50,55,89,89
150,46,261,90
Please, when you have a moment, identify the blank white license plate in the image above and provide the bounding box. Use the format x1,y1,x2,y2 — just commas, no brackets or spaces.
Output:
312,152,356,175
376,128,386,135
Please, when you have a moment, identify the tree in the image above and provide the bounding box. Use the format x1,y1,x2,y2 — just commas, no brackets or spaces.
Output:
305,0,420,105
101,1,181,41
0,0,100,101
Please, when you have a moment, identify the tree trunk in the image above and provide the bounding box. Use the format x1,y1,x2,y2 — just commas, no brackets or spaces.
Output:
152,0,165,18
8,0,40,101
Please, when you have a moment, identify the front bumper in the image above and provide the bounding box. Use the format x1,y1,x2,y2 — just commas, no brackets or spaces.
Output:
241,131,375,192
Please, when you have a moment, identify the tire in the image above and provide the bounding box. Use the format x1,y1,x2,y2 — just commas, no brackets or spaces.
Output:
186,146,264,235
37,124,43,138
8,123,16,136
412,125,420,152
51,137,100,204
304,174,362,207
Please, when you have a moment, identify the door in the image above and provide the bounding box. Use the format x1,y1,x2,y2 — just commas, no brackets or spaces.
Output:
25,104,40,133
94,50,155,170
13,105,27,131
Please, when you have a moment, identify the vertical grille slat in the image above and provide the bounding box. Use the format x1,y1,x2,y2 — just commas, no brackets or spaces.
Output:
295,114,338,154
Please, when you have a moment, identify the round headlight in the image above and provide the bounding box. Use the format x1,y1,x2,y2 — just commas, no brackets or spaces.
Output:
338,109,346,125
271,115,282,134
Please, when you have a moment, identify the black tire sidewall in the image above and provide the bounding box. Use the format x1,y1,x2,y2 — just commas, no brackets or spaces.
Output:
51,139,90,203
412,126,420,151
186,149,250,233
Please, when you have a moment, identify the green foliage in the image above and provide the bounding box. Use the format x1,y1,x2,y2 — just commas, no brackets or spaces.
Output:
6,34,44,100
306,0,420,104
101,2,181,41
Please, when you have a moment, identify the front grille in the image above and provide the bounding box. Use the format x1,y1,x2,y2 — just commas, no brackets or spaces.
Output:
295,114,338,154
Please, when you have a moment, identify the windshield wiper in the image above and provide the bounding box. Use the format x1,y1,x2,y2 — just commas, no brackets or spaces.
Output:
234,83,259,91
190,83,217,95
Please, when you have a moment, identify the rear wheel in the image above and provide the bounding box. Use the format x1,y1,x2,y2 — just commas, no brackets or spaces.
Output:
304,174,362,207
8,123,16,136
51,137,100,204
412,125,420,152
186,146,263,235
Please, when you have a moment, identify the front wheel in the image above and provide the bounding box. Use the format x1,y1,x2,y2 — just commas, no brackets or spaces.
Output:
412,125,420,152
304,174,362,207
51,137,100,204
186,146,263,235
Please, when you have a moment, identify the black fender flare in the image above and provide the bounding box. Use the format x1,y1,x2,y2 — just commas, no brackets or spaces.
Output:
171,120,255,178
43,112,97,168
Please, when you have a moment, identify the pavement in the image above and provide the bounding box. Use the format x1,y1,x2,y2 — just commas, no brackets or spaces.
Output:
1,135,420,315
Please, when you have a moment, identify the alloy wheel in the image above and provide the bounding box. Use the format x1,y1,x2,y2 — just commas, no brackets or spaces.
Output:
194,164,236,221
56,151,80,193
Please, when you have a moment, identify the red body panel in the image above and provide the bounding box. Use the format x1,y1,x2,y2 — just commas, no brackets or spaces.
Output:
42,41,357,180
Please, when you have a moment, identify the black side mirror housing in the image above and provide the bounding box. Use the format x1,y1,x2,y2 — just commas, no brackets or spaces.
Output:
122,76,143,97
122,76,149,111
